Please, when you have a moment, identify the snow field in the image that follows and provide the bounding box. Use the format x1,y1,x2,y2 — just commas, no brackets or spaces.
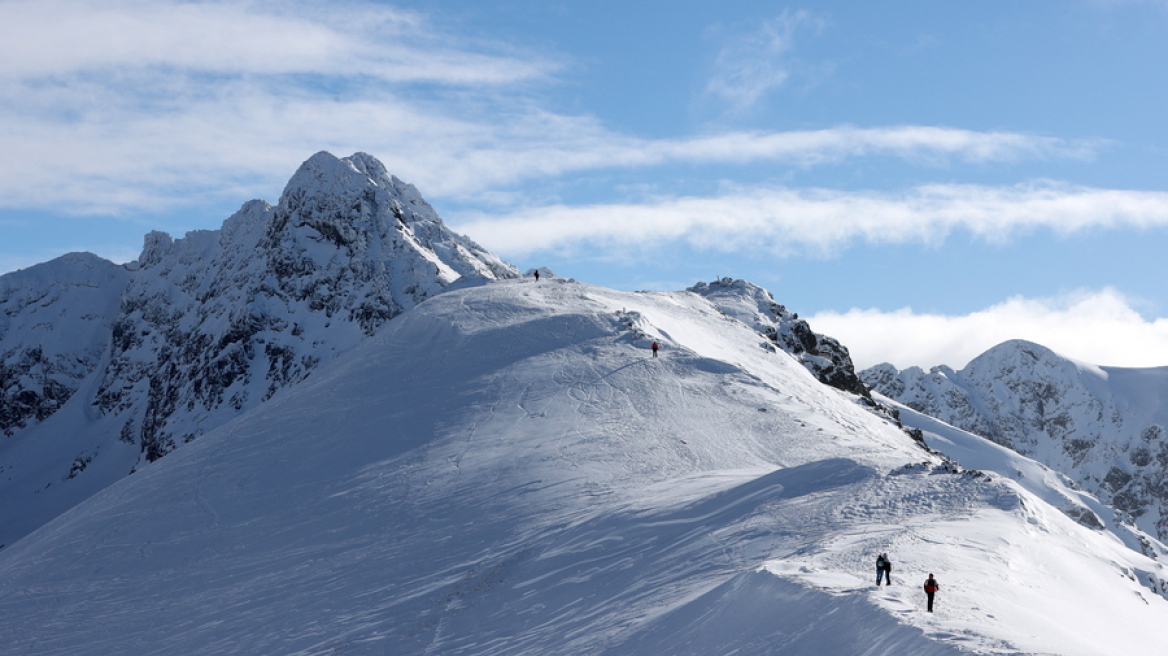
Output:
1,278,1167,655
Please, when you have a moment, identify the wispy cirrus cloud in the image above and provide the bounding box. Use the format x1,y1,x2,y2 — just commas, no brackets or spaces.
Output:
398,125,1101,202
452,180,1168,258
702,10,826,115
0,0,559,213
808,288,1168,370
0,0,1110,217
0,0,546,84
623,126,1099,166
0,94,1104,214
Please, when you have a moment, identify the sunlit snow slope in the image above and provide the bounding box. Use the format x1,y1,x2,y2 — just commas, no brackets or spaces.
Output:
1,278,1166,655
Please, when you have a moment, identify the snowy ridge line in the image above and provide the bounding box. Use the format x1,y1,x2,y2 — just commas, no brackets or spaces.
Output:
3,276,1168,654
887,393,1168,597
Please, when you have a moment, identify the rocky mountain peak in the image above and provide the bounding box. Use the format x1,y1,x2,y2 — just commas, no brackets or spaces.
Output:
0,253,129,437
689,277,870,398
281,151,380,211
863,341,1168,542
278,151,436,234
0,151,527,549
0,151,521,466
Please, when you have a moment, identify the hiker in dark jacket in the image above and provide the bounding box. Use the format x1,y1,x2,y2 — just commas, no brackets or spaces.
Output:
923,574,939,612
881,555,892,585
875,554,887,586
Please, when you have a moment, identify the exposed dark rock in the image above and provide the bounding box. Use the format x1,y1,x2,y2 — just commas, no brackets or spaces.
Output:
5,152,517,465
688,278,870,399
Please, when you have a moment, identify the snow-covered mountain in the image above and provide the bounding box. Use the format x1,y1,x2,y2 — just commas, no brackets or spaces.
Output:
5,151,1168,654
0,151,517,548
0,253,129,438
863,339,1168,544
2,278,1166,655
101,150,517,461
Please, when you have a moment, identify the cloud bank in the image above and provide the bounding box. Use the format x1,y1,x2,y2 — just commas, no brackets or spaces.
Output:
454,181,1168,257
808,288,1168,370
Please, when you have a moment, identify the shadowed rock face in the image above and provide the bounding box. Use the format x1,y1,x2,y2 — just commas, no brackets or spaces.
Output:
863,340,1168,541
0,252,130,437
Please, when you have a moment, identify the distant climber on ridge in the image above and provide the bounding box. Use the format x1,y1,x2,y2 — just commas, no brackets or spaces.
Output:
875,553,887,586
651,341,659,358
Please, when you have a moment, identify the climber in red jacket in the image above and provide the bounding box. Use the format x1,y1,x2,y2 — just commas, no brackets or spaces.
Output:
923,574,939,612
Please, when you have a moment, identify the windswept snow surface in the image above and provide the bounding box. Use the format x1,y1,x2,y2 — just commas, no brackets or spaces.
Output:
1,279,1166,655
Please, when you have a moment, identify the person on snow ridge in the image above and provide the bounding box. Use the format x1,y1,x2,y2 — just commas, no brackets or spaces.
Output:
651,341,659,358
923,573,939,612
875,553,887,586
881,554,892,585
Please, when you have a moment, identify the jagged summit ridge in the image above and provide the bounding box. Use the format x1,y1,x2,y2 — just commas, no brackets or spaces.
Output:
863,339,1168,541
97,151,520,461
278,151,514,282
0,151,519,549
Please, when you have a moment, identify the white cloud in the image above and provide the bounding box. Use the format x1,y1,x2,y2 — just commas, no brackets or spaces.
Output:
807,288,1168,370
0,0,545,84
703,10,825,114
651,126,1099,165
0,1,1099,216
453,181,1168,258
0,0,557,213
407,126,1096,203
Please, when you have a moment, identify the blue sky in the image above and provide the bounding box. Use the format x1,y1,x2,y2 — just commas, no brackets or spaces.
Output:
3,0,1168,369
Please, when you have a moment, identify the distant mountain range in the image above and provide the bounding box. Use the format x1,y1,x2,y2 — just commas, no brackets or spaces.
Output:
864,340,1168,545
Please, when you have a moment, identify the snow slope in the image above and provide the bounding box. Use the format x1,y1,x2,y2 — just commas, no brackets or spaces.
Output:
2,278,1165,655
